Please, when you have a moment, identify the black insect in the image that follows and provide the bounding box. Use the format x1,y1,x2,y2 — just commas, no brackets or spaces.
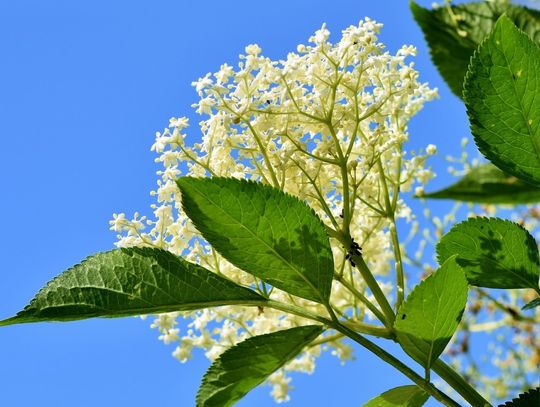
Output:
401,314,406,320
345,237,362,268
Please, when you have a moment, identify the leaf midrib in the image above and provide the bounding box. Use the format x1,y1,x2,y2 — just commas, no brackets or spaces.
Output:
10,299,269,325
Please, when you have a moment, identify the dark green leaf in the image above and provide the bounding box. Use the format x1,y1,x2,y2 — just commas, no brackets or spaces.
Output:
522,297,540,310
419,163,540,204
411,1,540,98
498,387,539,407
0,248,264,326
364,385,429,407
394,256,468,371
464,16,540,186
437,217,540,290
196,325,323,407
177,177,334,304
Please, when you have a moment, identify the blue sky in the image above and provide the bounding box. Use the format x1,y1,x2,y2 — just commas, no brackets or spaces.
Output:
0,1,480,406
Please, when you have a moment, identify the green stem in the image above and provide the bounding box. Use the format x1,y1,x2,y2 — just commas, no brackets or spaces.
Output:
264,300,460,406
334,272,391,328
341,320,393,339
308,332,344,347
333,323,461,407
353,252,395,324
245,122,280,188
334,228,395,325
164,299,483,407
376,158,405,311
389,220,405,311
432,359,491,407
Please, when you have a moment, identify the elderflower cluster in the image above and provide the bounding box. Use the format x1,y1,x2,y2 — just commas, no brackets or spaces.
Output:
111,19,437,402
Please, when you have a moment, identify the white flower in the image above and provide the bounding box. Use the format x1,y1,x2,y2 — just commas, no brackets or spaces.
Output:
159,328,180,345
310,23,330,45
109,213,127,232
191,73,213,95
172,344,192,363
215,63,234,83
169,116,189,129
426,144,437,155
244,44,262,56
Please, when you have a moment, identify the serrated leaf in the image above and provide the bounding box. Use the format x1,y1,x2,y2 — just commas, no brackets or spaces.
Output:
522,297,540,310
363,385,429,407
0,248,264,326
411,1,540,98
177,177,334,304
196,325,323,407
437,217,540,290
394,256,468,371
464,16,540,186
498,387,539,407
419,163,540,204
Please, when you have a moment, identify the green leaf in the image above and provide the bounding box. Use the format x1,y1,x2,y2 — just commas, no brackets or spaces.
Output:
364,385,429,407
177,177,334,304
437,217,540,290
394,256,468,371
522,297,540,310
0,248,264,326
411,1,540,98
419,163,540,204
498,387,539,407
464,15,540,186
196,325,323,407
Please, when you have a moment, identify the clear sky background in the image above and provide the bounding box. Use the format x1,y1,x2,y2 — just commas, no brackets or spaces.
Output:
0,1,507,406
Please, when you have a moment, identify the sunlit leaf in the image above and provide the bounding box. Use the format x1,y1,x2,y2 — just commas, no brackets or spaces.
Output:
394,256,468,371
364,385,429,407
196,325,323,407
0,248,264,326
178,177,334,303
437,217,540,290
464,16,540,186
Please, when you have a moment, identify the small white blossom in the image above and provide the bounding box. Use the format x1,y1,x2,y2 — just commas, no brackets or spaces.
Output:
244,44,262,56
426,144,437,155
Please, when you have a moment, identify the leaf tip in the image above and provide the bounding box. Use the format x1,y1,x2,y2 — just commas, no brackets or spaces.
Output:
494,13,516,30
522,297,540,311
